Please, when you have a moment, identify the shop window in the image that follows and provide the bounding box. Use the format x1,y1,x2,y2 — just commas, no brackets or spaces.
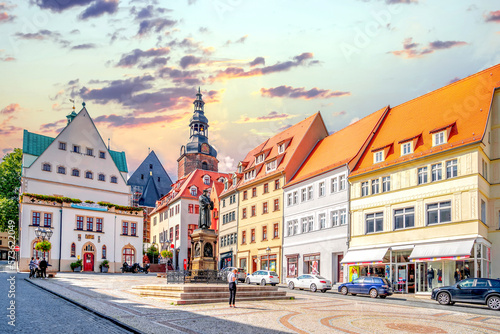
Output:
304,254,320,275
427,201,451,225
418,167,428,185
446,159,457,178
71,243,75,257
431,163,442,182
287,256,298,278
394,207,414,230
240,258,247,272
366,212,383,233
382,176,390,192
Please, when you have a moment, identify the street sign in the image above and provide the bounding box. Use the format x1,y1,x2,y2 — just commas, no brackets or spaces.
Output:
14,245,20,252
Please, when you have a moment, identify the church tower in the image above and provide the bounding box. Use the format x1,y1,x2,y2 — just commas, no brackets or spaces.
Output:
177,88,219,179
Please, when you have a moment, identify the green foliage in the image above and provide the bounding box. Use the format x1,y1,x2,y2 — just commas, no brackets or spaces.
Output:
99,260,109,268
23,193,82,204
35,240,52,252
84,200,95,204
0,149,22,232
70,259,82,270
147,244,159,256
97,201,143,212
162,250,173,258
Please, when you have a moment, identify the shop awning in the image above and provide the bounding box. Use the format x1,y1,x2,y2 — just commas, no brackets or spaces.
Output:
409,239,475,262
340,247,388,265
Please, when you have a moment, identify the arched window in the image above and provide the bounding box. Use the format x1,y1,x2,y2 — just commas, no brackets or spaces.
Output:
84,243,95,252
98,173,105,181
102,245,107,259
85,171,93,179
203,175,210,185
42,163,51,172
32,240,49,259
72,169,80,177
201,161,208,170
190,186,197,196
57,166,66,174
71,243,76,257
193,124,199,134
122,247,135,263
110,176,117,183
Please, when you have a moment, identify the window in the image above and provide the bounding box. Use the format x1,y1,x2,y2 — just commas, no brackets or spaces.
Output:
32,212,40,226
122,247,135,264
427,201,451,225
482,159,488,181
278,143,285,154
95,218,102,232
263,183,269,193
73,145,80,153
244,169,256,180
266,160,277,173
287,193,292,206
110,176,117,183
319,182,325,197
287,221,293,236
131,222,137,236
431,163,442,182
371,179,379,194
339,175,346,190
71,169,80,177
331,211,339,227
273,198,279,211
256,154,265,164
293,191,298,204
301,188,307,202
195,205,199,214
394,207,414,229
59,142,66,150
263,202,268,214
401,142,412,155
203,175,210,185
102,245,106,259
76,216,83,230
361,181,369,196
340,209,347,225
434,131,445,146
251,229,255,242
366,212,383,233
275,179,280,190
252,187,257,197
301,218,308,233
418,167,428,185
242,208,247,219
42,163,51,172
251,205,256,217
273,223,279,238
86,148,93,156
481,200,486,223
99,151,105,159
71,243,75,257
175,225,179,240
188,204,194,213
262,226,267,240
85,171,93,179
374,150,384,163
243,191,248,200
319,213,326,229
446,159,457,178
306,186,313,200
43,213,52,227
382,176,390,192
98,173,105,181
294,220,299,234
122,221,128,235
57,166,66,174
308,216,314,231
331,177,338,193
149,164,153,169
169,227,173,241
242,231,246,244
87,217,93,231
190,187,197,196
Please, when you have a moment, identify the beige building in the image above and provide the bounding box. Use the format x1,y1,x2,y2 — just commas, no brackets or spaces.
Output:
218,175,239,269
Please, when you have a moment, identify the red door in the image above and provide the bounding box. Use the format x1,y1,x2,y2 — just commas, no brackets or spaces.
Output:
252,256,257,273
84,253,94,272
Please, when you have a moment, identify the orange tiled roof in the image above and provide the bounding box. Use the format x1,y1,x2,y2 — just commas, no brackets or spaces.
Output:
351,63,500,176
219,175,237,197
286,106,387,188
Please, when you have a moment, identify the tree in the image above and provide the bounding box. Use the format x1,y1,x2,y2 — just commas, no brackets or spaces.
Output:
0,148,22,232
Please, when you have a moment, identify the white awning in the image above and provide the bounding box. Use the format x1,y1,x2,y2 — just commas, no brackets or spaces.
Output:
340,248,389,265
409,239,475,262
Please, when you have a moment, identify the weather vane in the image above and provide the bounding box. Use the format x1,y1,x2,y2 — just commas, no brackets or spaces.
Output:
69,99,75,110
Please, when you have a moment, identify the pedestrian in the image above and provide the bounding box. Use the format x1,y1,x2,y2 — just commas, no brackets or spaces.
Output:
228,268,237,308
34,257,40,278
39,257,48,279
29,257,36,279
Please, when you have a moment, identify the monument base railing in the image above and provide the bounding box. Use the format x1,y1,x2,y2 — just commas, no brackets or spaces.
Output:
165,270,228,284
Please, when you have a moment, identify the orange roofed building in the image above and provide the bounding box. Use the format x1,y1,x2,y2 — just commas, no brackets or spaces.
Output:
235,112,328,279
345,64,500,294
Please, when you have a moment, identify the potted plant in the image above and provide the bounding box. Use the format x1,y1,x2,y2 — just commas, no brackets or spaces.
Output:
70,259,82,272
35,240,52,252
161,250,173,259
99,260,110,273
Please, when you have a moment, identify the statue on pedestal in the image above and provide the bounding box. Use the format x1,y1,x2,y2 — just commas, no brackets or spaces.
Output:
198,189,214,229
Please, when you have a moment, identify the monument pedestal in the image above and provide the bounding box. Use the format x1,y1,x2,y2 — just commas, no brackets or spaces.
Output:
190,228,217,271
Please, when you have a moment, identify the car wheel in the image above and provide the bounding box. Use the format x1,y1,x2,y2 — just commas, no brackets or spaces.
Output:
245,277,251,284
271,283,276,286
121,269,125,273
437,292,451,305
288,282,294,290
310,283,317,292
261,279,266,286
487,295,500,310
351,294,357,296
379,295,386,299
340,287,348,295
321,289,327,293
369,288,378,298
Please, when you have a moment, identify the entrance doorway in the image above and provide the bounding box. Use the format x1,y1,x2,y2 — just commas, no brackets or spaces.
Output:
392,263,415,293
252,256,257,273
84,253,94,271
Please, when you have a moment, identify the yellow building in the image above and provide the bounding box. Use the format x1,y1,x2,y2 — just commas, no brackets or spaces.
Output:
236,113,328,278
345,64,500,294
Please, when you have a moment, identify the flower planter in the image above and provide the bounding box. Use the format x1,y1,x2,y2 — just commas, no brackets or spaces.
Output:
73,266,81,272
101,267,108,273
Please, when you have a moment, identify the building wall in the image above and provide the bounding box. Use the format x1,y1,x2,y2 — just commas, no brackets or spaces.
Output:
178,153,218,180
218,190,239,269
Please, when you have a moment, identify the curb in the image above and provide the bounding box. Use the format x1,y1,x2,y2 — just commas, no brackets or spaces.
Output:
24,278,144,334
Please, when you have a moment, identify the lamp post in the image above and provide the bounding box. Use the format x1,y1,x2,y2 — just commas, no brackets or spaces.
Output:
34,227,53,264
266,246,271,271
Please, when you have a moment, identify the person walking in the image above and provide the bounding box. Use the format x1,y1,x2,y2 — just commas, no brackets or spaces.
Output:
34,257,41,278
39,257,48,279
228,268,237,308
29,257,36,279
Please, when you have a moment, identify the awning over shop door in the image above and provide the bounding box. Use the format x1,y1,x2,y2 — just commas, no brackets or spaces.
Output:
340,247,389,265
409,239,475,262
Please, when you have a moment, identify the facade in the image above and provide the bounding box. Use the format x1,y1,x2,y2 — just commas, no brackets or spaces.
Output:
0,231,9,260
218,176,239,269
19,105,143,273
236,113,329,278
283,107,386,284
346,64,500,294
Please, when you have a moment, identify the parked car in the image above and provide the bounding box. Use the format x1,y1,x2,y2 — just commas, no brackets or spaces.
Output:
431,278,500,310
219,267,246,282
288,274,332,293
246,270,280,286
338,276,393,298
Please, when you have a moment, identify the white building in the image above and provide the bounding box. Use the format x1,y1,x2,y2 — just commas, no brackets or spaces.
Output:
282,108,386,284
19,105,143,273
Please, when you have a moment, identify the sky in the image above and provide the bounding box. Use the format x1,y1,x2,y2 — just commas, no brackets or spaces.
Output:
1,0,499,180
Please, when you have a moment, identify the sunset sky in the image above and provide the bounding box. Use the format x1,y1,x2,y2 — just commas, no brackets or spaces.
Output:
1,0,499,180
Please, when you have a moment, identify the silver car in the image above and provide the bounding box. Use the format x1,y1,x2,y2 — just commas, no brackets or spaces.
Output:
220,267,246,282
245,270,280,286
288,274,332,293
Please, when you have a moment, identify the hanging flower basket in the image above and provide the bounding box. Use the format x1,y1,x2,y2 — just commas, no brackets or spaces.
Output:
161,250,173,258
35,240,52,252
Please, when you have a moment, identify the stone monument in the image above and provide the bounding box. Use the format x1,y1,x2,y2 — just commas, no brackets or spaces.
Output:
190,189,217,271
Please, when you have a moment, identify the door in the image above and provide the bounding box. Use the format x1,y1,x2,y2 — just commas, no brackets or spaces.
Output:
252,256,257,273
470,279,489,301
84,253,94,272
395,264,407,293
337,254,344,283
452,278,474,301
350,277,364,293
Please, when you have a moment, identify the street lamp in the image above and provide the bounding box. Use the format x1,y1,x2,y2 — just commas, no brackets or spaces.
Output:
35,227,53,241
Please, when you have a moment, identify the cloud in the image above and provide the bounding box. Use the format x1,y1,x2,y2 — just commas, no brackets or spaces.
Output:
179,55,202,69
157,67,203,86
210,52,316,81
93,112,189,129
0,115,21,135
79,75,155,104
485,10,500,23
130,5,171,20
389,38,467,58
0,11,15,23
224,35,248,46
79,0,118,20
1,103,20,114
349,117,360,125
116,47,170,67
14,29,69,47
332,111,347,117
167,38,214,55
234,111,298,124
249,57,265,67
32,0,94,12
70,43,97,50
39,119,66,133
70,29,80,34
260,85,351,99
448,77,461,84
0,56,15,61
138,18,176,36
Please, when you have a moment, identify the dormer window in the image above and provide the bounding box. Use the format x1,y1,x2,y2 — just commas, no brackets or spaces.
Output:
374,150,384,163
190,186,198,196
434,131,446,146
244,169,256,181
278,143,285,154
401,142,412,156
266,160,277,173
203,175,210,185
256,154,265,164
430,122,455,147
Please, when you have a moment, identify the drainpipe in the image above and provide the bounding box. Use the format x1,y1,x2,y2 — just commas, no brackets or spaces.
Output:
58,208,63,271
114,215,117,272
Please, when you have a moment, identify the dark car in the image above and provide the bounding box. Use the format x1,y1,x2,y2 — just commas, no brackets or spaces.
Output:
431,278,500,310
338,276,392,298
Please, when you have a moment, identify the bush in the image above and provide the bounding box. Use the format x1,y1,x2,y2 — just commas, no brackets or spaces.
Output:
99,260,109,269
35,240,51,252
161,250,172,258
70,259,82,270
